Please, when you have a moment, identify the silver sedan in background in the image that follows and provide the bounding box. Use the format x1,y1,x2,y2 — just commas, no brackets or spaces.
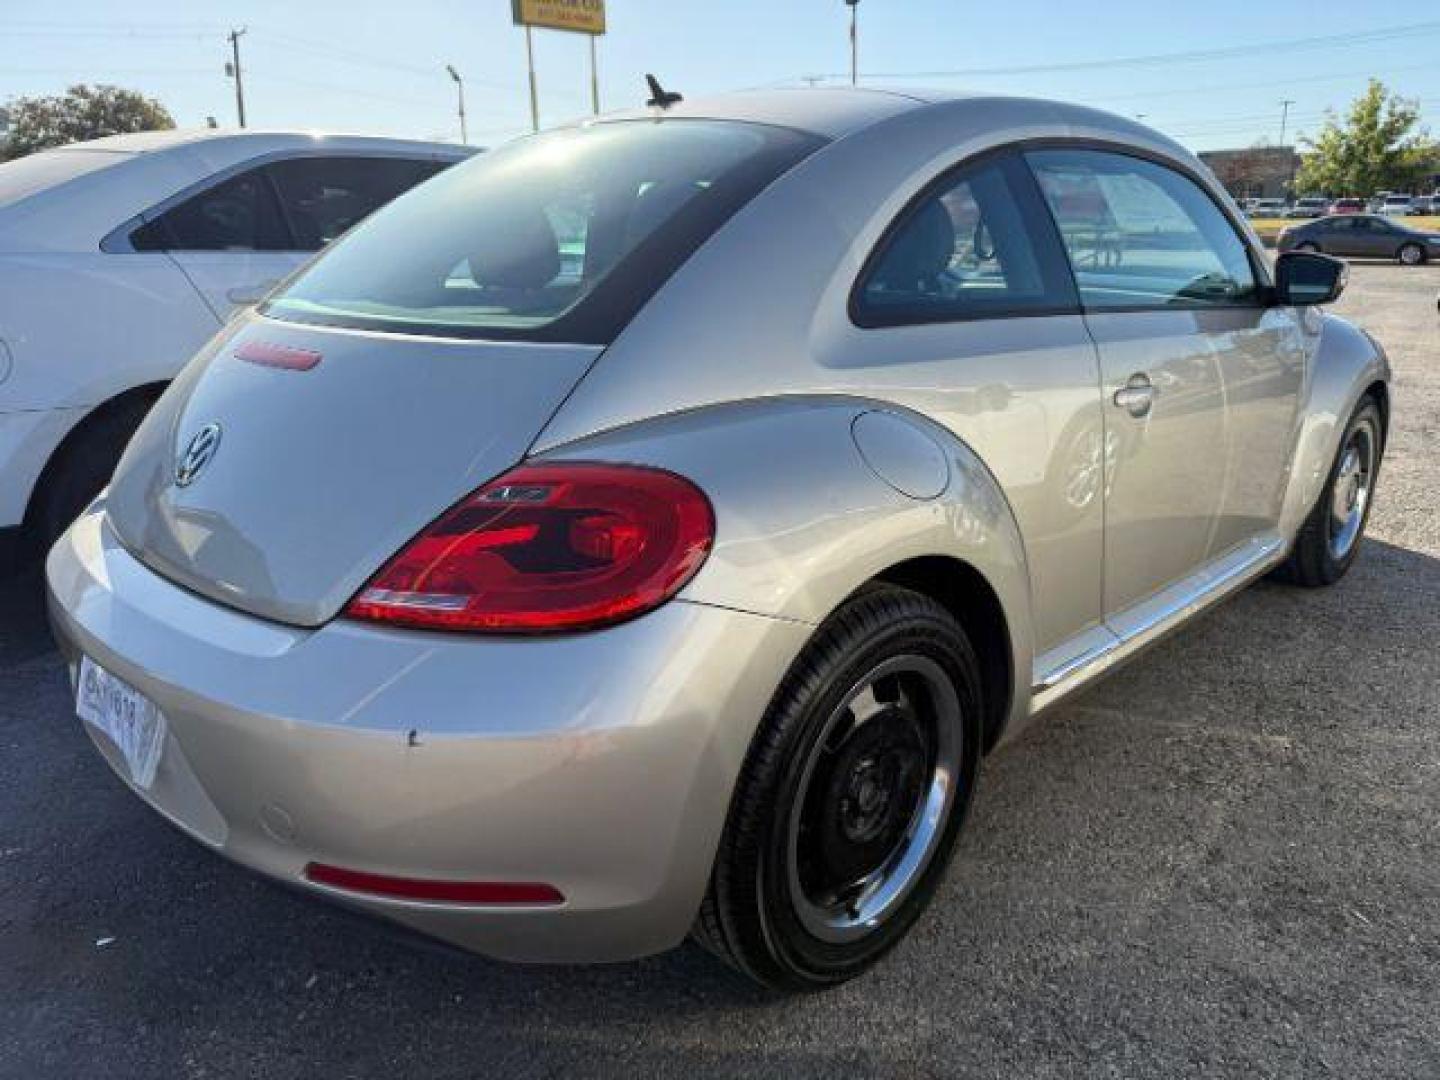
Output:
48,88,1388,991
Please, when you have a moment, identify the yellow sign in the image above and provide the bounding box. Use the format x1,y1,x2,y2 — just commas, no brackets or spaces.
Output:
512,0,606,35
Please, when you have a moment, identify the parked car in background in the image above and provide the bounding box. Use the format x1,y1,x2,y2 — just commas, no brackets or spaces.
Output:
1329,198,1365,215
1249,197,1286,217
0,130,472,570
1407,195,1434,215
48,90,1389,991
1285,196,1329,218
1380,194,1414,216
1278,212,1440,264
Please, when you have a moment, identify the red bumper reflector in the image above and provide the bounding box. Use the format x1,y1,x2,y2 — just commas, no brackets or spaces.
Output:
303,863,563,905
235,340,323,371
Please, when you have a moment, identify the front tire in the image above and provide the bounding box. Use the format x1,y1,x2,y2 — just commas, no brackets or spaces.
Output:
1273,396,1383,587
694,585,982,991
1398,242,1425,266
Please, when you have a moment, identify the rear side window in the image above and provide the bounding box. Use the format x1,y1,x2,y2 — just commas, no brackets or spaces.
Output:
131,167,288,252
265,156,448,250
854,154,1076,326
264,120,823,343
1027,149,1258,309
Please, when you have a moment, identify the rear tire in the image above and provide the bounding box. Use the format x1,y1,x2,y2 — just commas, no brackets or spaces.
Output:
1398,242,1425,266
694,585,983,991
1273,396,1383,587
25,392,159,561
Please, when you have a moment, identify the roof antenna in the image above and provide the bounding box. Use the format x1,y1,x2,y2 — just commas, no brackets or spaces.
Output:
645,74,683,109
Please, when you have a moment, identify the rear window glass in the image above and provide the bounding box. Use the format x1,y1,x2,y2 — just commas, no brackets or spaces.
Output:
264,120,823,342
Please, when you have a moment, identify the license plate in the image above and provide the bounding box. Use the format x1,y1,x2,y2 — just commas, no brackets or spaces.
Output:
76,656,166,790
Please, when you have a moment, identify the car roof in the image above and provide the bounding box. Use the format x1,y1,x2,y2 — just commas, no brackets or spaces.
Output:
56,128,473,158
588,86,1195,161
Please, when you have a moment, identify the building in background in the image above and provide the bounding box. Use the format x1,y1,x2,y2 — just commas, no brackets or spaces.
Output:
1199,146,1300,199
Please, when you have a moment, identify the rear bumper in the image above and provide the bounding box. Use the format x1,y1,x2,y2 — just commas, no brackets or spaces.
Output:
47,504,811,962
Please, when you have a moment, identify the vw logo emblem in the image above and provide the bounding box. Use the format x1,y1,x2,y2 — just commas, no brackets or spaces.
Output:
175,423,222,487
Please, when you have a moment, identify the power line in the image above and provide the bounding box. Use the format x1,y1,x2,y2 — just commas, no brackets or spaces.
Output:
1086,62,1438,106
803,20,1440,82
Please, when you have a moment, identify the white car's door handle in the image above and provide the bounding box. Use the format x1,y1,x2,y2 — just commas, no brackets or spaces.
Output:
226,280,279,306
1113,374,1156,418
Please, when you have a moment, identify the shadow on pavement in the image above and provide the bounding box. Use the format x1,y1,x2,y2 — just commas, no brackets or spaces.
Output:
1,538,1437,1077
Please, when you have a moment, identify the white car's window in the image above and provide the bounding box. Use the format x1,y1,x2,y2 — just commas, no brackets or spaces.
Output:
130,156,451,254
265,120,823,343
1028,149,1258,309
265,156,448,250
132,168,289,251
854,155,1077,326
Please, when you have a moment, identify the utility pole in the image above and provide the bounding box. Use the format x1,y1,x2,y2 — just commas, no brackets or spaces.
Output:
445,64,468,144
1279,99,1296,198
226,27,248,128
845,0,859,86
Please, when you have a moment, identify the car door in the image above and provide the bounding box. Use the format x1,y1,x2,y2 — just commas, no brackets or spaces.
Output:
1026,147,1298,626
1315,217,1352,255
1356,215,1398,257
843,151,1107,672
130,165,306,319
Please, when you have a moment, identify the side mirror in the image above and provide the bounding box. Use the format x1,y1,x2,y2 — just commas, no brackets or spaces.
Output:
1274,250,1348,306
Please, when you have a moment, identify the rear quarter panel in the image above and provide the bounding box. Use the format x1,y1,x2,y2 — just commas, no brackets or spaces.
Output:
537,396,1037,744
0,253,218,412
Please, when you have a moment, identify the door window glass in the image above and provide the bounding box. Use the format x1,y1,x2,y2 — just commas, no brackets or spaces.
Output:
1027,149,1258,309
131,168,289,251
854,156,1075,325
265,156,448,250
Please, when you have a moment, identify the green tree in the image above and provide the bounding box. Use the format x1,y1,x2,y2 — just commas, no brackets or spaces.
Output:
2,84,174,160
1295,80,1435,195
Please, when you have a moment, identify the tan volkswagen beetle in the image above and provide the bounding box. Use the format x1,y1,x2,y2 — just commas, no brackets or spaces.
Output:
48,88,1388,990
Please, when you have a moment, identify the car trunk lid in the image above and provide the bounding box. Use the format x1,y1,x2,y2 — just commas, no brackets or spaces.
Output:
106,314,602,627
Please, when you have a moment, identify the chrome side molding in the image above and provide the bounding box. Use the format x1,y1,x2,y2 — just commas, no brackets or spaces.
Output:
1030,534,1286,712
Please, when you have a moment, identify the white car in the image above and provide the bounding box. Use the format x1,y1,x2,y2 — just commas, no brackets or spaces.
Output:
1380,194,1414,216
0,130,472,570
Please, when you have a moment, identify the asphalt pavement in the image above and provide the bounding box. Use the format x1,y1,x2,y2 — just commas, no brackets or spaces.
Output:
1,263,1437,1079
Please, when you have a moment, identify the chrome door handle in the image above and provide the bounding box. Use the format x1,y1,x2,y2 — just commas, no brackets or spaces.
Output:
1113,374,1156,418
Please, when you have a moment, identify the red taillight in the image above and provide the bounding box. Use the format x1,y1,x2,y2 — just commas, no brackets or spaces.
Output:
344,462,714,633
304,863,563,905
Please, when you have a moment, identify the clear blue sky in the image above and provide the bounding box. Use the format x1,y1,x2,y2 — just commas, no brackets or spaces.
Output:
6,1,1439,152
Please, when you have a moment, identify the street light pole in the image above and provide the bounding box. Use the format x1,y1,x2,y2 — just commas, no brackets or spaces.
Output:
446,64,467,144
226,27,248,128
845,0,859,86
1279,99,1296,198
589,35,600,115
524,25,540,133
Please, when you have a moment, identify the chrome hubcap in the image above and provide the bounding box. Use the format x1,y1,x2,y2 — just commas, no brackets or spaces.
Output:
1329,422,1375,559
787,655,962,944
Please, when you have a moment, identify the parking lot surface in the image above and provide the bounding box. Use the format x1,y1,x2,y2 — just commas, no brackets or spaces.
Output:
2,263,1437,1079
